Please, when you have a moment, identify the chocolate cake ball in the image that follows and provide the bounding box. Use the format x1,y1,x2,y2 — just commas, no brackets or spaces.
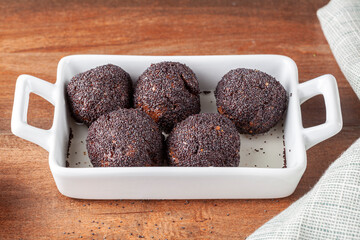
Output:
215,68,287,135
67,64,133,126
166,113,240,167
86,108,163,167
134,61,201,133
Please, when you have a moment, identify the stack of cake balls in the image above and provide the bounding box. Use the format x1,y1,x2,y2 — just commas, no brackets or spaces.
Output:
66,62,287,167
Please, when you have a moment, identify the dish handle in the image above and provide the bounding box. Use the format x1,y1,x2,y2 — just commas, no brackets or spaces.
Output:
298,74,342,150
11,75,56,152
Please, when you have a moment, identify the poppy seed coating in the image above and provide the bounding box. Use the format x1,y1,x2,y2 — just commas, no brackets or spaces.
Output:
67,64,133,126
86,108,163,167
215,68,287,134
134,61,201,133
166,113,240,167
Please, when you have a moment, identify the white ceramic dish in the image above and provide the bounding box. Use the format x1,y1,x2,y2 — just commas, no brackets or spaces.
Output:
11,55,342,199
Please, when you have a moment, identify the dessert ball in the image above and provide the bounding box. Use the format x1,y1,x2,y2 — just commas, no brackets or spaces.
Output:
215,68,287,134
134,61,201,133
166,113,240,167
67,64,133,126
86,108,163,167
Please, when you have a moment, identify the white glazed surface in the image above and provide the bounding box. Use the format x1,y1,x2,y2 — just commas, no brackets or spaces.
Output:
11,55,343,199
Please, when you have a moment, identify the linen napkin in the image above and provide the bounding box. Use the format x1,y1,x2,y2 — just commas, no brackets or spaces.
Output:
248,0,360,239
318,0,360,100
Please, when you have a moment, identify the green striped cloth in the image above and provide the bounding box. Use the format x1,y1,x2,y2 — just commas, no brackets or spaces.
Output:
248,0,360,239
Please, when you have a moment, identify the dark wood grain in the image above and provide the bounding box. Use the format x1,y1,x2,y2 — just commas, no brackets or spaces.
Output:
1,0,359,239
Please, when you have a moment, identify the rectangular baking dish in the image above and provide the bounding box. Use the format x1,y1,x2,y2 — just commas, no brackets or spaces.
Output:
11,55,342,199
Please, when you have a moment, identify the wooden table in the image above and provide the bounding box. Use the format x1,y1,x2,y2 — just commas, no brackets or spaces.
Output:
1,0,359,239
